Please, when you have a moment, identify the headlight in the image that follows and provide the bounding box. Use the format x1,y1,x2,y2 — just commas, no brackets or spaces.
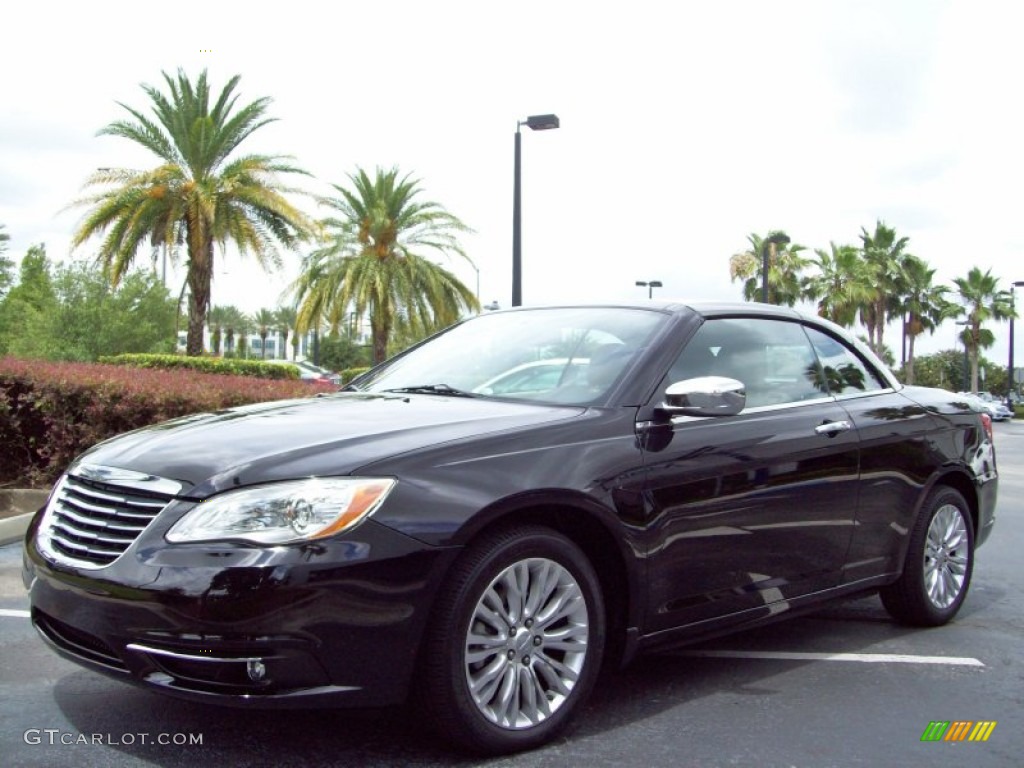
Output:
166,478,396,545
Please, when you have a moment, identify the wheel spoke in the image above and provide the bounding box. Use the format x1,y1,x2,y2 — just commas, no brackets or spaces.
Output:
466,630,507,665
482,589,514,628
469,654,507,697
536,584,584,629
493,665,519,727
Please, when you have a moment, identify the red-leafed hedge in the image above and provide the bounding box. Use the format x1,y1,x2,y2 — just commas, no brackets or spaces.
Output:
0,357,328,488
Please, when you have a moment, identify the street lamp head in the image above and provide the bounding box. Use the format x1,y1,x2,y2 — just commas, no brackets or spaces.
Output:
523,114,560,131
1013,280,1024,288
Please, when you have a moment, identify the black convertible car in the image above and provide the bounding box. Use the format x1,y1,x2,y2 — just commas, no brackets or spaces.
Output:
23,302,998,753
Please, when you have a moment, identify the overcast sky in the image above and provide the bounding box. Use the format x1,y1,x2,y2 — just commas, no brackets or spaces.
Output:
3,0,1023,361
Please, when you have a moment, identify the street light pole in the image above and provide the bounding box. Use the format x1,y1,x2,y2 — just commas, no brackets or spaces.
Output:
761,231,791,304
1009,280,1024,404
512,114,559,307
635,280,663,299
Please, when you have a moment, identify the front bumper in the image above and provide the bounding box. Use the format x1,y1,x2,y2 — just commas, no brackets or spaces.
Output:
23,515,458,708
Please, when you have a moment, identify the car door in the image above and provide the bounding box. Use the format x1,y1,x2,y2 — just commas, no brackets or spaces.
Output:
801,325,940,583
637,316,861,635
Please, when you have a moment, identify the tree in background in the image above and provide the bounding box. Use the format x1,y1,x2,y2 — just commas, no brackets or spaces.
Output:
70,68,314,356
803,242,873,327
50,265,176,359
0,224,14,299
207,306,229,355
910,350,971,390
0,244,57,357
894,255,956,384
292,166,478,363
318,334,371,372
728,231,809,306
952,267,1013,392
858,221,909,357
274,305,298,361
217,305,250,357
254,308,276,359
0,248,175,360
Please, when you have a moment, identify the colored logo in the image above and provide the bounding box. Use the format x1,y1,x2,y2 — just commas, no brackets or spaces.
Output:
921,721,997,742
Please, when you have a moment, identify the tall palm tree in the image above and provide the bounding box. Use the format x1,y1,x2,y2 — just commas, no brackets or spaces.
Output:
70,68,314,356
896,255,955,384
254,307,276,359
952,267,1013,391
803,242,874,327
291,166,478,363
728,231,809,306
275,305,298,361
858,221,909,356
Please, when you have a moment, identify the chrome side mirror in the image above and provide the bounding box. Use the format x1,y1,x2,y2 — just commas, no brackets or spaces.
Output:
661,376,746,417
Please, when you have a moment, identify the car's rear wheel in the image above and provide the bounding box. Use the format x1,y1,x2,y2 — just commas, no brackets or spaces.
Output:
880,486,974,626
417,525,605,754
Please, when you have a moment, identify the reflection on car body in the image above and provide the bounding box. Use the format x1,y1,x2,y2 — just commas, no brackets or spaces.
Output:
24,302,998,755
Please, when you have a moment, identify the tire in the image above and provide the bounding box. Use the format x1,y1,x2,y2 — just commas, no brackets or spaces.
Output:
417,525,606,754
880,486,974,627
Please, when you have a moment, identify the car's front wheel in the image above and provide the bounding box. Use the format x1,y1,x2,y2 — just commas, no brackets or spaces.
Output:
881,486,974,626
417,525,605,754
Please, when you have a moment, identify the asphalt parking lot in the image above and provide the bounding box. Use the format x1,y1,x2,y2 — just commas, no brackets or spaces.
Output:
1,419,1021,767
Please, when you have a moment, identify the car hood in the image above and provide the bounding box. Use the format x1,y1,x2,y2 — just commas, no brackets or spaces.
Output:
73,393,584,497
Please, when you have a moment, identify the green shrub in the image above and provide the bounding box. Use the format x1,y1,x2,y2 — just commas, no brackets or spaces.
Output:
98,353,301,380
340,366,372,384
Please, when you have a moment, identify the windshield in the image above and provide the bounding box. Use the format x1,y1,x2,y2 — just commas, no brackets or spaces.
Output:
353,307,666,405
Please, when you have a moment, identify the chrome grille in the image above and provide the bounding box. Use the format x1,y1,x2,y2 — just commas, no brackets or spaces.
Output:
38,464,182,569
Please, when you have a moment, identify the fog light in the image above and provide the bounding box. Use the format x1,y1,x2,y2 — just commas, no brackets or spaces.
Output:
247,659,267,682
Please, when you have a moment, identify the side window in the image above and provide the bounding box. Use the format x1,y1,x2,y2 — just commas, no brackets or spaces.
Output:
804,327,886,395
666,318,826,408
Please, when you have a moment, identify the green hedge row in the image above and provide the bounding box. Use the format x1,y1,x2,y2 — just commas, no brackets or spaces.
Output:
99,353,302,380
0,357,324,487
340,366,372,384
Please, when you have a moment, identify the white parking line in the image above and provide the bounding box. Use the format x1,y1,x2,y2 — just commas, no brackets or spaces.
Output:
677,650,984,666
0,609,30,618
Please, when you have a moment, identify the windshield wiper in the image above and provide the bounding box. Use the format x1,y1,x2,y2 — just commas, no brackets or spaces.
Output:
382,384,478,398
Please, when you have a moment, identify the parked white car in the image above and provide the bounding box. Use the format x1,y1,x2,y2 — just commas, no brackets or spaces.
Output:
958,392,1012,421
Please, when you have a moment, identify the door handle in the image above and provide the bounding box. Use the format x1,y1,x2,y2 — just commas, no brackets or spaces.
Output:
815,420,852,436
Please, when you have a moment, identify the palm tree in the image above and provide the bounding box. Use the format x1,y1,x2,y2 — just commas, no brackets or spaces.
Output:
207,305,230,356
254,308,275,359
70,68,314,356
858,221,909,356
896,255,955,384
236,311,255,359
728,231,809,306
952,267,1013,391
275,305,298,361
219,305,250,357
803,242,874,327
291,166,478,363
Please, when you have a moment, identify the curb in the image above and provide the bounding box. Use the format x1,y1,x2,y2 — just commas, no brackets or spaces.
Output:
0,513,32,547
